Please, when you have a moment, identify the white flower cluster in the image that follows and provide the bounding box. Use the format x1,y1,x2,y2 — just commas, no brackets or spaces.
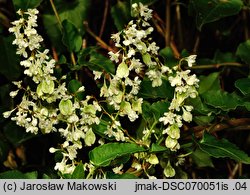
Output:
9,9,54,84
4,4,200,177
108,2,168,88
50,96,101,174
98,3,170,141
159,55,199,151
5,9,102,175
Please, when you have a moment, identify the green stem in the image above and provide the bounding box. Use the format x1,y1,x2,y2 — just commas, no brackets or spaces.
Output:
49,0,63,31
190,62,244,69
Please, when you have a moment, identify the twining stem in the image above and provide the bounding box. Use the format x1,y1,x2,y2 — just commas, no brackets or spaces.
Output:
49,0,63,31
165,0,171,47
84,21,116,52
193,33,200,54
190,62,244,69
153,12,180,58
175,1,183,49
49,0,77,72
99,0,109,38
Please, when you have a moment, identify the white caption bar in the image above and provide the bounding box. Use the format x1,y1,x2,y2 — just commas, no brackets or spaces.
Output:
0,179,249,195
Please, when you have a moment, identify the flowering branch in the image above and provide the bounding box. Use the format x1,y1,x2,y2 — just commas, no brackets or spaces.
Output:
4,3,199,179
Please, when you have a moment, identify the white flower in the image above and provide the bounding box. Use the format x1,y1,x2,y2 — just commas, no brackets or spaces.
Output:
93,71,102,80
185,55,197,67
112,164,123,174
111,32,121,46
49,147,58,153
186,74,199,86
3,110,15,118
9,90,19,98
159,112,176,125
108,51,120,63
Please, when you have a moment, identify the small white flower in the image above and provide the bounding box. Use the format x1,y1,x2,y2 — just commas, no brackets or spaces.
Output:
49,147,58,153
186,55,197,67
93,71,102,80
112,164,123,174
3,110,13,118
108,51,120,63
77,86,85,92
9,90,19,98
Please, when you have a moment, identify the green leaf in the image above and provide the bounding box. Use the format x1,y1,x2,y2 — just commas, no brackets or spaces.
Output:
62,20,82,52
88,52,115,74
68,80,85,100
191,0,243,30
235,78,250,95
111,1,131,31
55,0,90,35
0,36,21,81
139,77,174,99
68,79,82,93
0,170,38,179
193,115,215,126
190,148,214,168
150,143,168,153
198,133,250,164
13,0,43,10
159,47,178,68
42,14,65,52
78,48,115,74
43,0,90,50
3,122,36,147
189,96,218,115
89,143,146,167
202,90,243,111
142,100,170,122
236,40,250,64
110,154,130,167
198,72,220,94
71,162,85,179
